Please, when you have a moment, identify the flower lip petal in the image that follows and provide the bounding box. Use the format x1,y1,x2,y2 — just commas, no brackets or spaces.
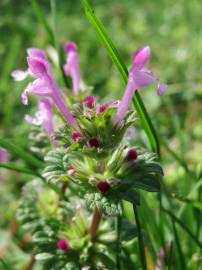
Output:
132,46,150,70
156,82,167,96
11,70,28,81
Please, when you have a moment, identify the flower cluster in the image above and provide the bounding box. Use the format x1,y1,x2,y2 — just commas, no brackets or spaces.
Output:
13,42,165,268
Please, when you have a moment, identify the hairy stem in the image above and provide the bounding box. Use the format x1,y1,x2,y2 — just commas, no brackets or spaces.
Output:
88,207,101,241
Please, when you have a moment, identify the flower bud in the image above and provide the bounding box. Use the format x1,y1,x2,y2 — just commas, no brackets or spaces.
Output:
89,138,100,148
57,239,69,251
84,96,96,106
71,131,82,142
98,105,107,114
127,149,138,161
97,181,111,193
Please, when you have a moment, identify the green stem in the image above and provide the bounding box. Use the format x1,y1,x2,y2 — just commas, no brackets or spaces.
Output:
115,216,121,270
172,220,186,270
133,205,147,270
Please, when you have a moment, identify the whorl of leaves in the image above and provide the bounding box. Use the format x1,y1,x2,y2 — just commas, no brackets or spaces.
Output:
43,148,69,183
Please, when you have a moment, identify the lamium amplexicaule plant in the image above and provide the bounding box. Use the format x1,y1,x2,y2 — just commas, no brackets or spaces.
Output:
6,2,169,269
10,41,166,269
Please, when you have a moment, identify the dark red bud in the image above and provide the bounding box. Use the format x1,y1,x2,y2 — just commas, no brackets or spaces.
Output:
57,239,69,251
71,132,82,142
89,138,100,148
127,149,138,161
97,181,111,193
98,105,107,113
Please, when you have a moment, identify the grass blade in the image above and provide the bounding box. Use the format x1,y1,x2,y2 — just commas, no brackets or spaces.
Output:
162,207,202,249
0,162,41,177
31,0,54,45
0,138,44,169
172,220,186,270
80,0,160,155
50,0,70,88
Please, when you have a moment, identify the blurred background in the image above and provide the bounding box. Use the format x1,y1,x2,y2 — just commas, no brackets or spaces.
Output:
0,0,202,269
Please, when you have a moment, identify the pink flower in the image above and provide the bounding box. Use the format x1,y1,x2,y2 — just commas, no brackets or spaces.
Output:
115,46,167,124
25,98,54,136
12,48,79,130
155,247,165,270
64,42,80,95
11,48,47,81
0,148,8,163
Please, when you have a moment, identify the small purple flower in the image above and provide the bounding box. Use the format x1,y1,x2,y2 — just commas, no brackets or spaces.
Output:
25,98,54,136
155,247,165,270
115,46,167,124
64,42,80,95
12,48,79,130
0,148,8,163
11,48,47,81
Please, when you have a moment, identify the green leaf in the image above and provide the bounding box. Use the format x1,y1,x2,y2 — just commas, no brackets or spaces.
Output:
80,0,160,156
0,138,44,169
85,192,121,216
43,148,69,183
121,219,137,242
35,253,55,261
134,176,160,192
95,253,116,269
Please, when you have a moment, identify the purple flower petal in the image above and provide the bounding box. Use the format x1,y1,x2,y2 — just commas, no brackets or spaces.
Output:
132,46,150,70
156,82,167,96
0,148,8,163
64,42,80,95
130,69,156,88
27,48,47,60
27,57,49,78
25,98,54,136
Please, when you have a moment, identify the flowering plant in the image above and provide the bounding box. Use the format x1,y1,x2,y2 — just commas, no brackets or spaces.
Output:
10,38,166,269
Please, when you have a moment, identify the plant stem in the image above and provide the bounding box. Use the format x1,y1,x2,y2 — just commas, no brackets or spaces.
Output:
133,204,147,270
172,220,186,270
115,216,121,269
88,207,101,241
24,256,35,270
